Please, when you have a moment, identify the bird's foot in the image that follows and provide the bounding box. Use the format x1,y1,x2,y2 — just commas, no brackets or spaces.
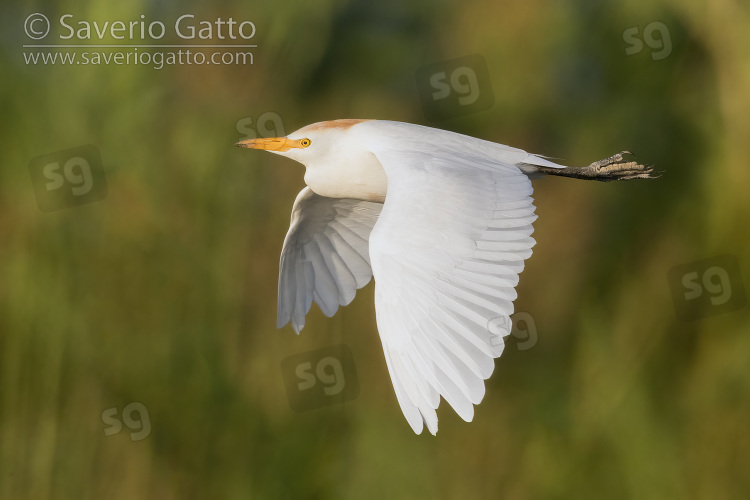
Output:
585,151,659,181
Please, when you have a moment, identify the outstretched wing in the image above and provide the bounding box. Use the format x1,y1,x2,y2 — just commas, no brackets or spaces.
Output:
278,187,383,333
365,123,539,435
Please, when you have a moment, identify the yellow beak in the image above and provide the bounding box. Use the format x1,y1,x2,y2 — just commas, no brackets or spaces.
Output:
236,137,299,152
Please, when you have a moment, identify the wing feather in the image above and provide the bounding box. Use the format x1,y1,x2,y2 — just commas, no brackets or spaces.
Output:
277,187,382,333
362,121,539,434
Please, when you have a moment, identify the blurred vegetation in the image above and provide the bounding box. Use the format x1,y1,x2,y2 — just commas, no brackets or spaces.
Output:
1,0,749,498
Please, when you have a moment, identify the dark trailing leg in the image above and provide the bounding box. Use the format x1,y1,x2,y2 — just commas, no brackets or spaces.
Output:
531,152,659,182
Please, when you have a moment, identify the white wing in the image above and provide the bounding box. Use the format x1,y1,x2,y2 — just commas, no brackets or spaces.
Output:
278,187,383,333
364,122,544,435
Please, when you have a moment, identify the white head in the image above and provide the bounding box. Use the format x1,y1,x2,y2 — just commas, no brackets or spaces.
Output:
236,119,387,201
236,119,371,167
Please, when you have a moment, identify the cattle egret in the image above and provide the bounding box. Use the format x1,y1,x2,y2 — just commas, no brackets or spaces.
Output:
236,119,656,435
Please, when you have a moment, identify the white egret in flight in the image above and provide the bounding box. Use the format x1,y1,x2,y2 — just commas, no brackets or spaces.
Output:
237,119,656,435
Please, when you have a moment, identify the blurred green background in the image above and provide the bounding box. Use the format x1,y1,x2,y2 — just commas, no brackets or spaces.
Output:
2,0,749,498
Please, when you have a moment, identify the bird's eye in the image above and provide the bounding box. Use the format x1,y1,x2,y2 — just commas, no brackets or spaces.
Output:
299,138,311,147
